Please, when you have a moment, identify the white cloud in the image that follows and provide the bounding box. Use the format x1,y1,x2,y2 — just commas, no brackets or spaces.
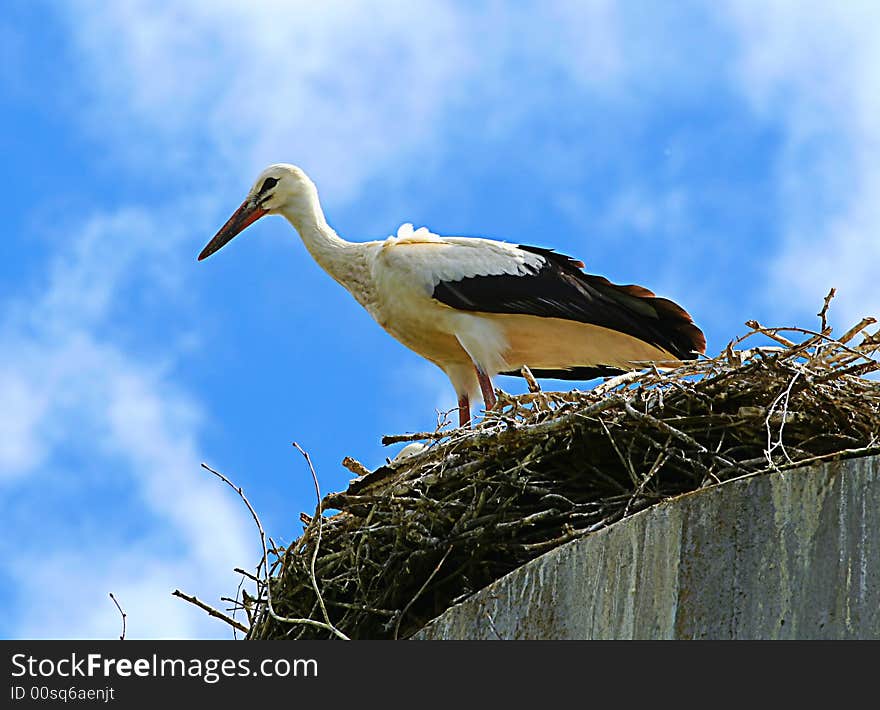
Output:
60,1,629,202
63,0,471,199
571,184,690,242
0,372,47,477
19,208,184,334
11,553,239,640
0,208,254,638
724,1,880,327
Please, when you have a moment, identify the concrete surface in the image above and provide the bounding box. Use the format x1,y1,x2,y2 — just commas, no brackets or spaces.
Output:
415,455,880,639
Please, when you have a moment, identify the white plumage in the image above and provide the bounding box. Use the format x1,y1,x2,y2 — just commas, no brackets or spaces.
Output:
200,164,705,426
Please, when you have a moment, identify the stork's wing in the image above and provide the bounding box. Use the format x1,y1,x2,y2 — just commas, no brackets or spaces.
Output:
431,243,706,364
385,228,547,284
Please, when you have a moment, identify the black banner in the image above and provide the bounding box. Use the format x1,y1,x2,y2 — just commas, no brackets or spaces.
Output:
5,641,609,704
2,640,867,704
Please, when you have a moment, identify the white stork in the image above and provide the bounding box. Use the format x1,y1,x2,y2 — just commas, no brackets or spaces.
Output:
199,164,706,427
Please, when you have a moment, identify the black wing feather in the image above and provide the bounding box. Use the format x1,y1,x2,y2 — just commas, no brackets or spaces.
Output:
432,244,706,374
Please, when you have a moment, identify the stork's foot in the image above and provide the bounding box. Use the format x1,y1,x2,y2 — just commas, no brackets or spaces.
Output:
475,367,497,411
458,394,471,428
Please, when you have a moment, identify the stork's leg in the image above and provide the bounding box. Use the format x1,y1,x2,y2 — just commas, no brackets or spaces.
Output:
475,368,497,411
458,393,471,428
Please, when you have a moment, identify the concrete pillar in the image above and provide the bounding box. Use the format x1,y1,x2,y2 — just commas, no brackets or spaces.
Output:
415,455,880,639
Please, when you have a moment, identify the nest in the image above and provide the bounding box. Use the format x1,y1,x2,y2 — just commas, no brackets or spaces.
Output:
207,307,880,640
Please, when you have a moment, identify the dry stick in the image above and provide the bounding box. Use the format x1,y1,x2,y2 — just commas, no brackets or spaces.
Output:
621,400,740,475
742,321,797,347
382,430,451,446
292,442,350,641
231,573,248,640
520,365,541,393
839,317,878,346
241,590,256,629
825,339,880,368
593,369,648,396
746,322,876,365
623,400,707,453
172,590,249,634
341,456,371,477
622,445,669,519
220,593,249,629
108,592,126,641
862,328,880,346
393,544,454,640
199,463,346,640
723,444,880,487
812,360,880,384
599,418,638,485
818,287,837,332
233,567,261,584
764,369,802,466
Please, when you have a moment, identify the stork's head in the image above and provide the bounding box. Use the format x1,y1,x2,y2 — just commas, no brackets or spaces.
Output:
198,163,316,261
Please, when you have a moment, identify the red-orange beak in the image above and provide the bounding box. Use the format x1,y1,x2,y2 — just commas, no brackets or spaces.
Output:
198,199,267,261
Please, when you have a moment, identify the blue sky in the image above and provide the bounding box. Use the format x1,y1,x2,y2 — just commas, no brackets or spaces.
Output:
2,1,879,639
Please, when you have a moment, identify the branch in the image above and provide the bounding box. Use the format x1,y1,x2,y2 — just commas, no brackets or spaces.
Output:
382,431,449,446
341,456,371,477
199,461,348,640
172,590,249,634
393,544,453,639
817,287,836,332
520,365,541,393
108,592,127,641
293,442,349,641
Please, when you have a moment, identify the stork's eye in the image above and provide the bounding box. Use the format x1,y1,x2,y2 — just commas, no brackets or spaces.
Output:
260,177,279,193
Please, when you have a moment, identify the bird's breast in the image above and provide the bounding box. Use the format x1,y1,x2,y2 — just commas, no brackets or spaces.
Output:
367,267,469,366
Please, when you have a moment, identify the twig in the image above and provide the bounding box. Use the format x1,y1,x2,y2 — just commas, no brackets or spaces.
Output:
723,444,880,486
293,442,350,641
172,590,249,634
342,456,371,477
592,370,644,396
744,322,873,363
382,431,450,446
622,445,669,519
621,400,740,474
764,370,802,466
231,573,247,640
818,287,836,332
839,317,878,345
233,567,261,584
743,320,797,347
108,592,126,641
599,417,638,485
199,462,348,639
521,365,541,393
393,545,454,639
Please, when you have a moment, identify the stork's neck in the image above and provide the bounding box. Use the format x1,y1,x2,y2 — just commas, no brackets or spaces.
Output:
280,198,372,303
